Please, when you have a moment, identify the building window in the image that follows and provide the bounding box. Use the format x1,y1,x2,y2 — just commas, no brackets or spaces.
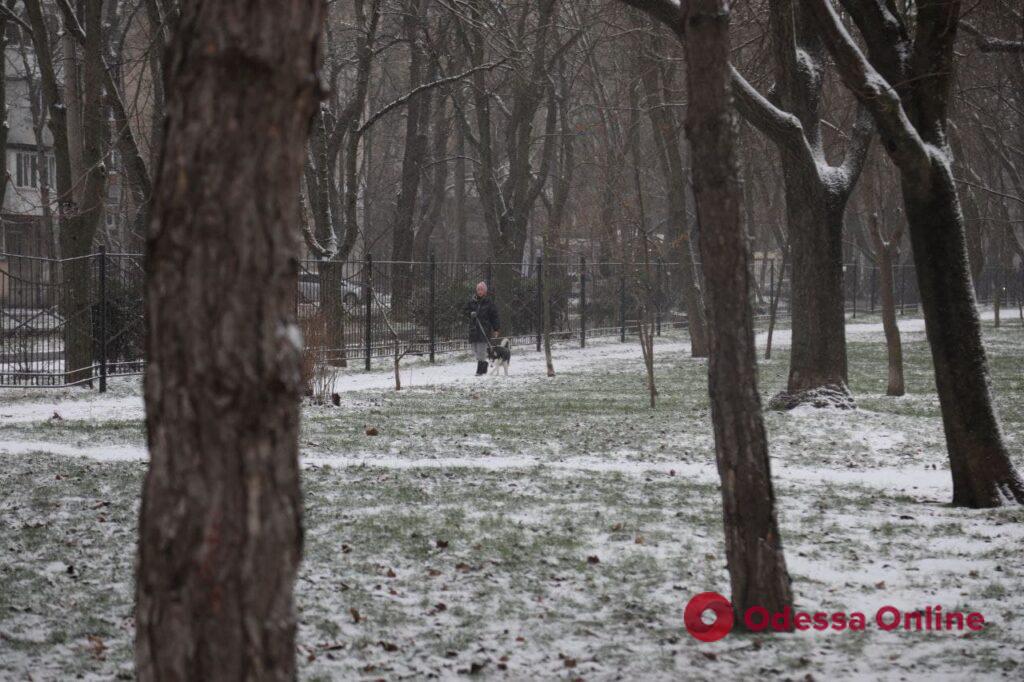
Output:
13,152,55,189
15,152,36,188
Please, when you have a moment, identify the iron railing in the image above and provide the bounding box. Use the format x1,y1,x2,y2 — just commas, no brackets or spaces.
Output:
1,250,1020,389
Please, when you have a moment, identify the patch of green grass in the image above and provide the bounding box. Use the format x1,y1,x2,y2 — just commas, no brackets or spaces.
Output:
2,319,1023,679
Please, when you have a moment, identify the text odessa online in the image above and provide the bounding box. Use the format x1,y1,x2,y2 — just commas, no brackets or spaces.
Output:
744,605,986,633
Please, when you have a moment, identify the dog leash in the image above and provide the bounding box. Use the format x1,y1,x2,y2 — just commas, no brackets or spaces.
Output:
473,312,498,353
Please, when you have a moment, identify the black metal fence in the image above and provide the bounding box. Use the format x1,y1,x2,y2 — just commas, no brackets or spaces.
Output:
1,248,144,389
2,250,1021,388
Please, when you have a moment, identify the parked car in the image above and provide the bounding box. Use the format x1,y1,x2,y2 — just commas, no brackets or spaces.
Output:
298,272,364,306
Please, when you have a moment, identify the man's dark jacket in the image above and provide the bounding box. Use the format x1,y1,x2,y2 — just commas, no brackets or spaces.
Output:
464,295,500,343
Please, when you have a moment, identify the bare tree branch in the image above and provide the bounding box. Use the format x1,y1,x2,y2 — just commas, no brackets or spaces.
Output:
0,2,32,35
961,21,1024,53
357,59,507,135
805,0,930,178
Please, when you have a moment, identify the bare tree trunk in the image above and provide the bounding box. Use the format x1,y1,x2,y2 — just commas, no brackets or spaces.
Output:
454,122,468,262
868,214,904,396
637,34,709,357
135,2,325,678
992,185,1013,329
24,1,106,385
628,77,657,407
66,4,108,386
808,0,1024,507
784,178,848,393
993,273,1001,327
722,0,872,405
638,307,657,407
542,69,574,378
412,84,449,262
682,0,794,622
902,165,1023,505
543,256,555,376
308,110,348,368
390,0,430,316
765,249,787,360
0,10,8,216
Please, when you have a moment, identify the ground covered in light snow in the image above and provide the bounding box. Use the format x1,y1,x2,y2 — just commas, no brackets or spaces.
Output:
1,313,1023,680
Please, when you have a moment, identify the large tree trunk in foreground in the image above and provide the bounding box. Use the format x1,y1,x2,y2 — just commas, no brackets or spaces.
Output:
808,0,1024,507
682,0,793,622
902,163,1023,506
135,2,325,679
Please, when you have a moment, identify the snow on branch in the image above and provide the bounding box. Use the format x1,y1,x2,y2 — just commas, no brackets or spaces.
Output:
805,0,929,178
619,0,820,167
960,21,1024,54
729,67,813,159
357,59,507,136
0,4,33,35
616,0,684,35
836,105,875,193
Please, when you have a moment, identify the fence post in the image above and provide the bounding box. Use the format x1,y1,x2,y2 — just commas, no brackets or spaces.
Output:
899,264,906,315
429,253,436,363
619,265,626,342
98,246,108,393
655,258,663,336
485,260,492,291
580,256,587,348
852,259,859,319
535,256,543,352
769,258,775,308
364,253,373,371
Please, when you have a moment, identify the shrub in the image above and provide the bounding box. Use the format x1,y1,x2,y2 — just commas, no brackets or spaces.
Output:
299,313,338,404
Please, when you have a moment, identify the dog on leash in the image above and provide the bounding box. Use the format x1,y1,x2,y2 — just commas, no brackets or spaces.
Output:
487,337,512,376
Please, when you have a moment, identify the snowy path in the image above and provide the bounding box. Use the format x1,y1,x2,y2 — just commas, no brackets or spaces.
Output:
0,310,1002,506
0,437,952,495
0,311,949,425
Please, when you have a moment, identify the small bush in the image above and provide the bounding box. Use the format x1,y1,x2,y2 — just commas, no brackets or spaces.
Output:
299,313,338,404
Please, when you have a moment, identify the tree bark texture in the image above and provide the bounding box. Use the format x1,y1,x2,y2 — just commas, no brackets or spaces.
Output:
808,0,1024,506
682,0,794,622
903,161,1023,505
784,173,848,391
135,2,325,679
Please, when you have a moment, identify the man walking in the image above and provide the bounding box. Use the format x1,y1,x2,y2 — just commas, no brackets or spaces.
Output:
464,281,501,376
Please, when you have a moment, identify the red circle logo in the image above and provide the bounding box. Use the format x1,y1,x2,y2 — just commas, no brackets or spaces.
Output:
684,592,734,642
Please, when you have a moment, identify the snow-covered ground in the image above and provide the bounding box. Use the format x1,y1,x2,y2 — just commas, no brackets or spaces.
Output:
1,313,1022,680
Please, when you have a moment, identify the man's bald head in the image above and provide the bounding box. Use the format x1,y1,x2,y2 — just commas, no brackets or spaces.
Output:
476,282,487,297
